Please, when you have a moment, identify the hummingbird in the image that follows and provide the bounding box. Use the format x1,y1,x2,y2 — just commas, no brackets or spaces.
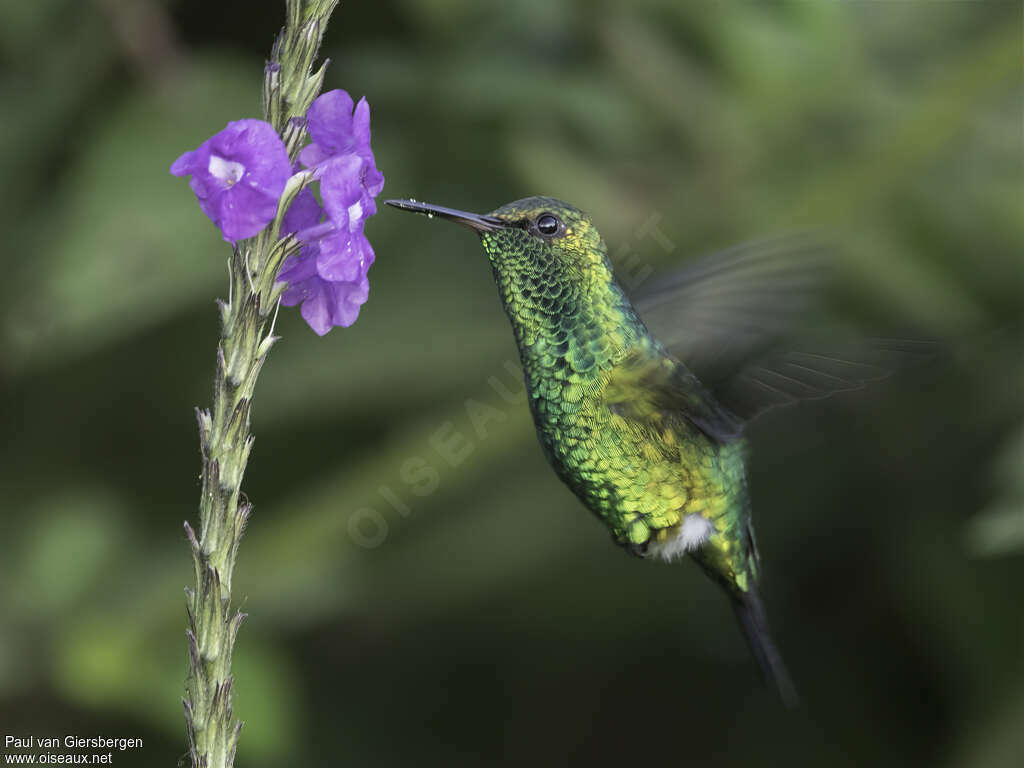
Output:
386,195,891,705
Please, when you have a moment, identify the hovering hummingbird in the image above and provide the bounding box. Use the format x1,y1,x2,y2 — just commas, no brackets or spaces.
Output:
386,195,903,705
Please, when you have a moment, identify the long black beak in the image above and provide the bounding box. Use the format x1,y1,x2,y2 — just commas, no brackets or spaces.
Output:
384,199,505,233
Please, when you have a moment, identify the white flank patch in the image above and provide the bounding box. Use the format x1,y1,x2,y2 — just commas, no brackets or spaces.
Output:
649,514,714,562
208,155,245,186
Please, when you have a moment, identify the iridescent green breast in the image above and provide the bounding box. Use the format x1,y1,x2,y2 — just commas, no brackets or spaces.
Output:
521,325,749,555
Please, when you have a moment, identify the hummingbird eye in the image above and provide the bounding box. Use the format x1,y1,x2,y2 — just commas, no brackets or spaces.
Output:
536,213,562,237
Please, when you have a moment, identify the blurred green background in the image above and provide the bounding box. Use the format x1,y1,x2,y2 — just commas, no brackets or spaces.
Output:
1,0,1023,765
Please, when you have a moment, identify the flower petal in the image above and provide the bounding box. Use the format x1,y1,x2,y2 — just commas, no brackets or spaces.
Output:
352,97,372,155
362,159,385,198
305,90,357,157
281,186,323,236
170,148,201,177
316,231,363,282
319,154,365,224
170,118,290,243
328,276,370,328
298,142,331,170
299,280,333,336
208,181,281,243
278,246,320,285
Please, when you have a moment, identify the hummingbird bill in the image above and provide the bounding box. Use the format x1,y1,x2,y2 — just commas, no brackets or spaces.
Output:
386,195,921,705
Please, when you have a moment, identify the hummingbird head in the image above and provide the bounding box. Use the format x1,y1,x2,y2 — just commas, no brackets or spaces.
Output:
385,196,619,340
480,195,609,280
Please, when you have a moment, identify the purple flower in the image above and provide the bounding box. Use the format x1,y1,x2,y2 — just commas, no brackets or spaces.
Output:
317,154,376,281
170,91,383,334
276,161,377,334
279,258,370,335
281,184,323,236
300,90,384,198
275,91,383,335
171,119,292,243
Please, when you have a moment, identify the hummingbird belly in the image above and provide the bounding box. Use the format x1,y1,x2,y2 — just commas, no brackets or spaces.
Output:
526,368,750,565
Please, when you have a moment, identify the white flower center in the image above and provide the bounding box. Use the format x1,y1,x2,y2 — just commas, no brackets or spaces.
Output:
347,201,363,228
209,155,245,186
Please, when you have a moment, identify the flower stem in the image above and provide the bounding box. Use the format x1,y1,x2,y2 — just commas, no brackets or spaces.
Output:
182,2,338,766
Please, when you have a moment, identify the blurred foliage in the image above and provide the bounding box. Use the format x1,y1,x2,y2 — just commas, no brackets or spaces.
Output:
0,0,1022,766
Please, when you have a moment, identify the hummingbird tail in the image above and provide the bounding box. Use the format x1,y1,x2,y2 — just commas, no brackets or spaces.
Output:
731,589,800,708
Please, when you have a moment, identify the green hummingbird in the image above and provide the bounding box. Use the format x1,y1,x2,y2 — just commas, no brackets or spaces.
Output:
386,195,889,705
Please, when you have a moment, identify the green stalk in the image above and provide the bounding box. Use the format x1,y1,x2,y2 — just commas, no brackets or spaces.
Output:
182,2,339,766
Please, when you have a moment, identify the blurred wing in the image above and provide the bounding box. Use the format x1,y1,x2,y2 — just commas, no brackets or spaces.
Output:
630,237,930,424
632,235,829,384
713,337,934,422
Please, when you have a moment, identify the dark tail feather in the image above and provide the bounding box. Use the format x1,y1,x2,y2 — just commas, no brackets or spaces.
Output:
732,589,800,708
